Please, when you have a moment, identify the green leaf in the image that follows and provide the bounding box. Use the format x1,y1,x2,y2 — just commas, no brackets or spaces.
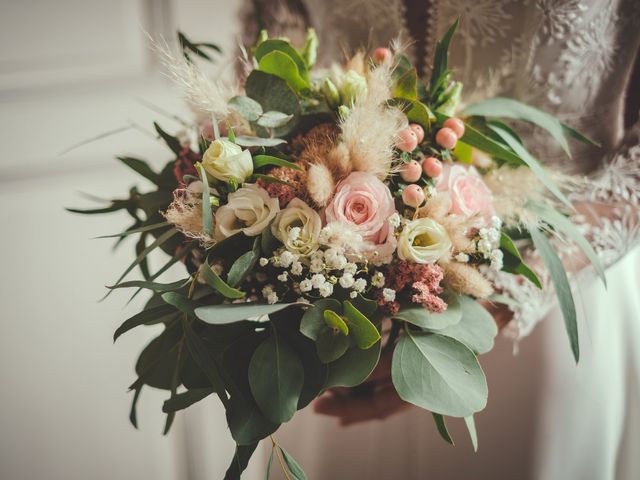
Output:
527,202,606,287
279,446,307,480
227,239,261,287
245,70,300,132
162,388,214,413
453,140,473,163
161,291,197,315
342,301,382,349
432,413,455,445
195,302,304,325
248,330,304,423
253,154,302,171
500,232,543,289
323,310,349,335
257,111,294,129
529,227,579,362
254,39,309,80
429,19,459,96
223,443,259,480
562,123,600,147
113,305,177,341
234,136,287,148
436,295,498,354
463,97,571,156
265,448,274,480
392,293,462,330
394,67,418,100
464,415,479,452
199,262,246,299
229,95,264,122
108,278,190,292
116,156,162,184
316,328,351,363
300,299,342,340
301,28,318,67
258,50,310,92
489,123,573,209
350,294,378,318
325,340,381,388
94,221,169,239
406,101,435,129
197,163,214,237
455,120,523,164
391,331,488,417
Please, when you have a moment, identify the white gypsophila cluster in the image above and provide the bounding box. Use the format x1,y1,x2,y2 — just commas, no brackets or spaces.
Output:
388,213,401,230
476,216,504,270
382,288,396,302
371,271,385,288
455,252,470,263
318,223,365,253
261,285,279,304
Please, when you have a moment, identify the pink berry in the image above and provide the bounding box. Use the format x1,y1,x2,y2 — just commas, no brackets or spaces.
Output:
409,123,425,143
400,160,422,183
435,127,458,150
402,184,425,208
422,157,443,178
373,47,392,63
396,128,418,152
443,117,465,138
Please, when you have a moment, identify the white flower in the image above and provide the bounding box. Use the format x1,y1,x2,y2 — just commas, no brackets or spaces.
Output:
388,213,401,229
344,263,358,275
296,297,311,305
349,291,358,299
299,279,313,292
311,274,326,289
271,199,322,257
310,257,324,273
279,250,296,268
259,257,269,267
318,283,334,298
339,273,355,288
491,215,502,229
455,252,470,263
490,249,504,270
397,218,452,264
215,184,279,239
291,261,303,276
371,271,385,288
477,238,493,256
277,272,289,282
318,222,365,252
202,138,253,183
382,288,396,302
267,292,279,304
353,278,367,293
325,248,347,270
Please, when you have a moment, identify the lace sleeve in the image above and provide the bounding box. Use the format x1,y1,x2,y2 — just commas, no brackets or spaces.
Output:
493,122,640,341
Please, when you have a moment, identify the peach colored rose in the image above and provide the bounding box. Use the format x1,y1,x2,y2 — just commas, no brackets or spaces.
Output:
437,164,494,223
325,171,397,263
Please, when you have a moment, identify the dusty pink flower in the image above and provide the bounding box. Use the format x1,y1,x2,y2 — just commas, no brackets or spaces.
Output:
325,171,397,263
412,281,447,313
437,164,494,223
173,147,201,185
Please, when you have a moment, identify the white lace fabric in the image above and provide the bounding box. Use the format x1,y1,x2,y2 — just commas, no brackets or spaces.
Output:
242,0,640,338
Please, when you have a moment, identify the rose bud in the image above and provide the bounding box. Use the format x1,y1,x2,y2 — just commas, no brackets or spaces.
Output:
396,128,418,152
409,123,425,143
402,184,426,208
422,157,443,178
443,117,465,138
400,160,422,183
435,127,458,150
373,47,392,63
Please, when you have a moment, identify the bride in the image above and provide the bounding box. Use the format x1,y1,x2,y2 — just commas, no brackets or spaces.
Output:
228,1,640,478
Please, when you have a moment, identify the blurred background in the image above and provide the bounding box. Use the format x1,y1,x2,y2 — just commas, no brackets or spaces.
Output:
0,1,622,479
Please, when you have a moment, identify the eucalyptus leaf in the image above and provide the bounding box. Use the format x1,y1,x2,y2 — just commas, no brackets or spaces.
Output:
229,95,263,122
162,388,214,413
464,415,479,452
316,328,351,363
325,340,381,388
342,301,381,349
258,50,310,92
223,443,259,480
279,447,307,480
393,293,462,330
196,302,304,325
234,136,287,148
432,413,454,445
161,292,197,315
530,227,579,362
227,238,260,287
391,331,488,417
300,299,342,340
257,111,294,129
199,262,245,299
108,278,190,292
323,310,349,335
436,295,498,354
113,305,178,341
198,164,214,237
254,39,309,80
248,330,304,423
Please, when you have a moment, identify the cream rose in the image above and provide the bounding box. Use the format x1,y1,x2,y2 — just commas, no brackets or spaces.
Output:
271,199,322,256
397,218,452,264
202,139,253,183
215,184,279,239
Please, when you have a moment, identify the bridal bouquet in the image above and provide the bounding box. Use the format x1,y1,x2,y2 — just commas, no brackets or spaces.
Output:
71,21,603,479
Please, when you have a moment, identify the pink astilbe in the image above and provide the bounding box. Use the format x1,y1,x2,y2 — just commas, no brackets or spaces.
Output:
380,261,447,313
256,166,308,208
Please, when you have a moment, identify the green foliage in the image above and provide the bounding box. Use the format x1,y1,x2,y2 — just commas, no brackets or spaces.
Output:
234,136,287,148
393,68,418,100
223,443,258,480
113,305,179,341
178,31,221,63
342,300,381,349
162,388,214,413
436,296,498,354
323,310,349,336
245,70,300,135
316,327,351,363
197,163,214,237
253,154,302,171
391,331,488,417
198,261,245,299
195,302,304,325
432,413,454,445
300,299,342,340
248,328,304,423
280,446,307,480
324,340,381,388
464,415,479,452
228,95,263,122
428,19,459,101
500,232,543,288
256,111,295,129
227,238,261,287
530,227,579,362
392,293,462,330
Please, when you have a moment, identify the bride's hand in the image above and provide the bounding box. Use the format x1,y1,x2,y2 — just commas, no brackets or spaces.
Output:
313,303,513,426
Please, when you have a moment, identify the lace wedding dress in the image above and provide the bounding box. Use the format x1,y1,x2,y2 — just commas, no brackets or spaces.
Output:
226,1,640,478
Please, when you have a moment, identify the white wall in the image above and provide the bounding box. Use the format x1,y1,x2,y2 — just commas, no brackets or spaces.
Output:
0,1,257,479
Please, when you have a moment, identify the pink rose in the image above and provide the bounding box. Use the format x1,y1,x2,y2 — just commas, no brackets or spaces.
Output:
325,172,397,263
437,164,494,223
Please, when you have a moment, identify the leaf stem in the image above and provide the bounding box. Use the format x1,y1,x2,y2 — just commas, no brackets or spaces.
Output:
269,435,293,480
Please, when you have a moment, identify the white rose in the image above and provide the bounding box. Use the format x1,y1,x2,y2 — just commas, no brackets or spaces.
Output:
215,184,279,239
397,218,452,264
202,139,253,183
271,199,322,257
